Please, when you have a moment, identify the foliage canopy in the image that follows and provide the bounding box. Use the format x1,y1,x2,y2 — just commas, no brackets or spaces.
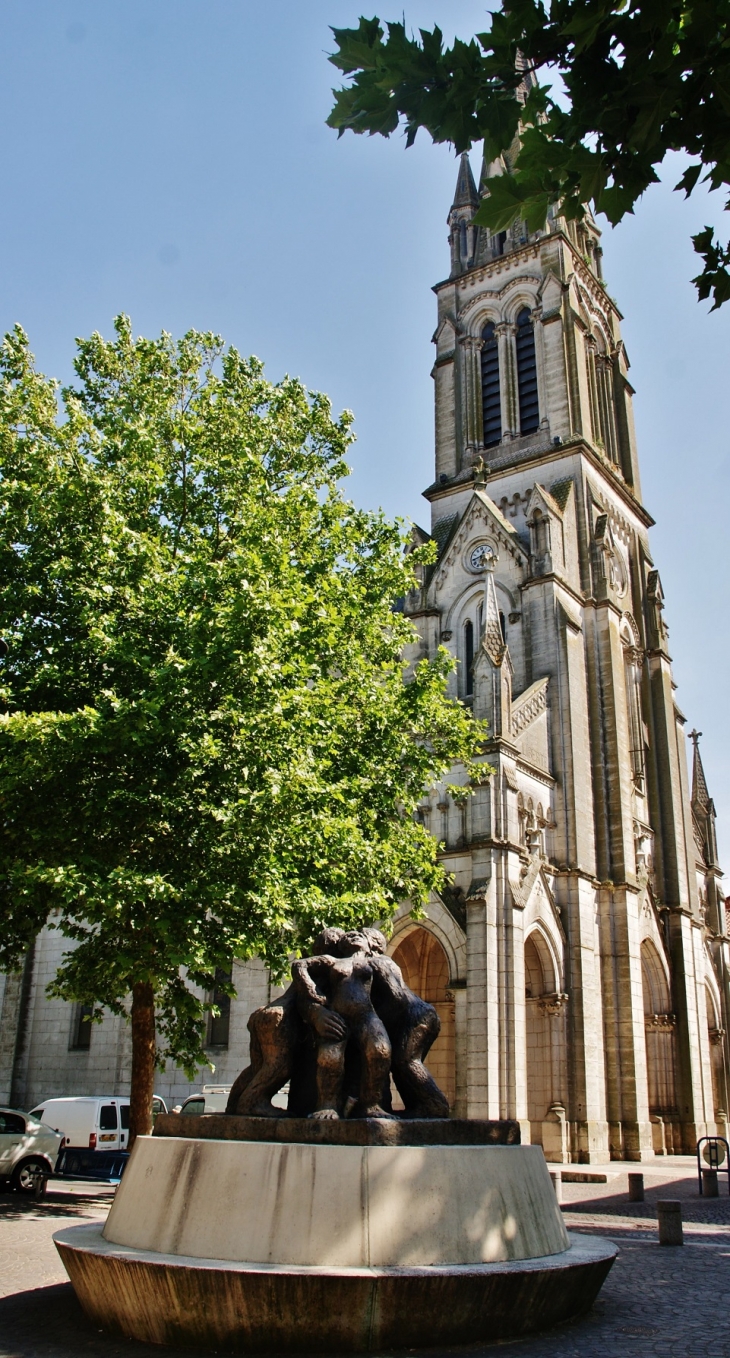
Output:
327,4,730,309
0,318,483,1081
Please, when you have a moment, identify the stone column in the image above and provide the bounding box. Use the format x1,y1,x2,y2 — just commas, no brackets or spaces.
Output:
459,336,484,460
559,872,611,1162
645,649,709,1148
597,884,654,1160
509,876,530,1141
496,322,518,438
450,983,468,1117
466,872,501,1119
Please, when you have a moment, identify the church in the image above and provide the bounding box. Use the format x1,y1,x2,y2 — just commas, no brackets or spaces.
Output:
1,151,728,1163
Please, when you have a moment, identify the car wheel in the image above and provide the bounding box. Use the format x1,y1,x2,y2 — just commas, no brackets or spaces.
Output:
11,1158,49,1195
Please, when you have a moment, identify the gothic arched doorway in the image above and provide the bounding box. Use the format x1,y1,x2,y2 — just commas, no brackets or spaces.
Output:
641,939,679,1153
391,929,456,1107
523,930,568,1158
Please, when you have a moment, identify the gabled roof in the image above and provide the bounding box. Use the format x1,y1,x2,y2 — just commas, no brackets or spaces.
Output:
549,478,575,512
432,513,459,559
430,489,525,593
526,482,566,520
474,488,521,538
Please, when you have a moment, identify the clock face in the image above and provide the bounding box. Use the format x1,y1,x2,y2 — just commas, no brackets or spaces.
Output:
469,544,494,571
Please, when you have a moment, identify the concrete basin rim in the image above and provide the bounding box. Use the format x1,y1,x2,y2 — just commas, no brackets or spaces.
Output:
54,1222,617,1276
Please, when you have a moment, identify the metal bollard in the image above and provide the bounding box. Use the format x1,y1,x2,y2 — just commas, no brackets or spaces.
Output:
628,1172,644,1202
657,1199,683,1245
702,1168,719,1198
549,1171,563,1204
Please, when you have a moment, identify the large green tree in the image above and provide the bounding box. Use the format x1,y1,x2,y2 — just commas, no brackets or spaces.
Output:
0,318,482,1143
327,4,730,308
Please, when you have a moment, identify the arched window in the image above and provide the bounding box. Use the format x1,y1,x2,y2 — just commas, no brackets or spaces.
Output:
480,322,501,448
498,610,506,643
515,307,539,434
641,940,678,1138
587,333,620,465
464,619,474,697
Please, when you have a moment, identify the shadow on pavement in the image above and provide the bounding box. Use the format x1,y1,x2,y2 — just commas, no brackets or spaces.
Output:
560,1183,730,1228
0,1188,114,1223
0,1283,221,1358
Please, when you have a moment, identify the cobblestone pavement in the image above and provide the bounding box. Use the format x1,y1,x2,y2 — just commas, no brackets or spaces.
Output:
1,1160,730,1358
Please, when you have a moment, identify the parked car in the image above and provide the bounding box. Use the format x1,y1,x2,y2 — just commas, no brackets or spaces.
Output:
0,1106,63,1193
176,1085,232,1115
28,1094,168,1180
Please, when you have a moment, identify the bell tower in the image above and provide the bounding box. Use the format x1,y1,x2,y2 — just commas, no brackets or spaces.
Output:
395,151,730,1161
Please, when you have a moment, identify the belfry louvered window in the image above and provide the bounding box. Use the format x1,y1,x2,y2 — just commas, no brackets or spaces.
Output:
480,322,501,448
464,620,474,697
515,307,539,434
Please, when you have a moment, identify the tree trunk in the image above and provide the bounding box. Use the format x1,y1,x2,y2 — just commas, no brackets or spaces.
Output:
129,981,156,1151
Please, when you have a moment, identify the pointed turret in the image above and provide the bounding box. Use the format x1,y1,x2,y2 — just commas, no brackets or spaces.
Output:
482,562,506,666
473,551,512,736
452,151,479,210
690,730,719,869
448,153,479,277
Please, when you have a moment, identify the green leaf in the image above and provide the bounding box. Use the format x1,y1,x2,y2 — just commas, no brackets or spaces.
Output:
324,6,730,305
0,318,486,1103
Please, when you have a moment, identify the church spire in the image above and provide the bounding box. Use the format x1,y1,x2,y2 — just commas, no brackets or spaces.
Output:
452,151,479,210
689,729,719,868
481,556,506,666
690,729,710,810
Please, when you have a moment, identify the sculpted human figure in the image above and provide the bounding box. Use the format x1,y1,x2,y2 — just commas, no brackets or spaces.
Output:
361,929,449,1119
225,928,347,1118
292,930,392,1119
225,923,449,1120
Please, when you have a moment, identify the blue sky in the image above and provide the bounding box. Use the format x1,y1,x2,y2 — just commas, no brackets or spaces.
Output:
2,1,729,866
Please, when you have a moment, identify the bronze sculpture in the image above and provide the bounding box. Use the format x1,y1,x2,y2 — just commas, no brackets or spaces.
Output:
225,927,449,1120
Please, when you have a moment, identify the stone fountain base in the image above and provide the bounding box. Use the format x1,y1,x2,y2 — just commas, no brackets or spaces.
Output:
55,1224,615,1351
54,1123,616,1351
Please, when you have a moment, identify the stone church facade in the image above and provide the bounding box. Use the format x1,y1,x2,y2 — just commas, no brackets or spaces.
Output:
1,153,728,1161
389,151,730,1161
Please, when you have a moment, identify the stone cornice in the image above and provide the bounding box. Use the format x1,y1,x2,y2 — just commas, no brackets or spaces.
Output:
515,757,555,788
549,866,602,887
432,239,544,295
423,438,655,529
520,573,587,611
432,227,623,318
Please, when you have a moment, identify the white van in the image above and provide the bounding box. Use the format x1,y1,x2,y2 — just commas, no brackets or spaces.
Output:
28,1094,168,1156
29,1097,131,1152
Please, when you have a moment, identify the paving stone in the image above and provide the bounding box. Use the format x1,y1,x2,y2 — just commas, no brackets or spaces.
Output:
1,1168,729,1357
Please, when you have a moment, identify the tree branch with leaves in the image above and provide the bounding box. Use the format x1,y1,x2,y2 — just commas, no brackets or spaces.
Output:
327,4,730,309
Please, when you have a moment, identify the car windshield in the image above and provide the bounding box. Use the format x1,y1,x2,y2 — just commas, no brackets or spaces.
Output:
181,1099,204,1115
120,1106,130,1129
99,1105,118,1130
